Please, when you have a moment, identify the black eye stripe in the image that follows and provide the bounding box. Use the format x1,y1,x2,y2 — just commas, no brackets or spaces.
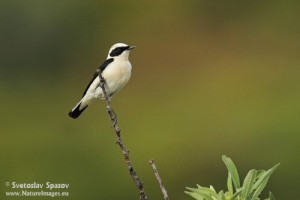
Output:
109,46,129,57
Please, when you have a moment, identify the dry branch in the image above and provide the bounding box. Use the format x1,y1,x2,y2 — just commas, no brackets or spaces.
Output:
98,72,148,200
149,159,169,200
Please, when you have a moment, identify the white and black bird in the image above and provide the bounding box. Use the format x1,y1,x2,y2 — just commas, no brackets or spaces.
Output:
68,43,135,119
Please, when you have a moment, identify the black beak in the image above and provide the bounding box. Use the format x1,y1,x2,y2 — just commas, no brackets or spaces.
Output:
128,46,136,50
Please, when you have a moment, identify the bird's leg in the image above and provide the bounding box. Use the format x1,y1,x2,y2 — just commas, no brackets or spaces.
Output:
97,70,109,100
96,68,101,74
96,69,118,126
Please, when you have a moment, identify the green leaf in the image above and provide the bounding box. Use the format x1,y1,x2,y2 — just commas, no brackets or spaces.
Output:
227,172,233,196
186,186,219,200
256,170,266,180
231,188,243,200
222,155,241,189
269,191,275,200
224,192,231,200
253,178,268,200
186,190,214,200
210,185,216,193
251,164,280,200
218,190,225,200
240,169,257,199
198,186,220,200
185,191,204,200
185,157,278,200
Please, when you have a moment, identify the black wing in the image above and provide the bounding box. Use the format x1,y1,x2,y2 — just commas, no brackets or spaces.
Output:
81,58,114,97
98,58,114,72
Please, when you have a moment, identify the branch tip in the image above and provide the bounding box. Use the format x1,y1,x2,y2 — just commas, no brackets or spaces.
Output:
149,159,170,200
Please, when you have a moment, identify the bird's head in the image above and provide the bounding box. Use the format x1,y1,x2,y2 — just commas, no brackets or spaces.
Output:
107,43,135,60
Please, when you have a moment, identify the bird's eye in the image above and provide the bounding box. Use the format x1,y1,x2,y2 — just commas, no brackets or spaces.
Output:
110,46,126,57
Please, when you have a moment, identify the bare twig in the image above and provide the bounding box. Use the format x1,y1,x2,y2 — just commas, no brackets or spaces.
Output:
149,159,169,200
97,72,148,200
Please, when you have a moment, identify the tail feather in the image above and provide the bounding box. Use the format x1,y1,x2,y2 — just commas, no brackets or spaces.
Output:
68,102,88,119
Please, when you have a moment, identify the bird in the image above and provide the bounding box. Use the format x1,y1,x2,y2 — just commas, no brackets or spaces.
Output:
68,43,135,119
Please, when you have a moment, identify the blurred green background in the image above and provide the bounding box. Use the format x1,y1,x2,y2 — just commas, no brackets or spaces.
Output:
1,1,299,199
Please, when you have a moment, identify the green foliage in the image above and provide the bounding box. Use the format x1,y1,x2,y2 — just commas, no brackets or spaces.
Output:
185,155,279,200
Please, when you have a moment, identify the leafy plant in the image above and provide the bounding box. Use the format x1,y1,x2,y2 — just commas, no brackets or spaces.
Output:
185,155,280,200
